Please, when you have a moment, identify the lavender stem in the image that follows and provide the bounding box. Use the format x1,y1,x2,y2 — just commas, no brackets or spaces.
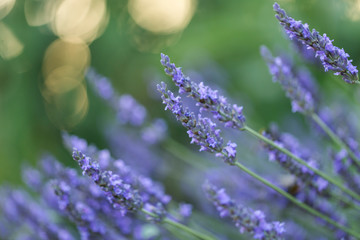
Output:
233,161,360,238
243,125,360,202
311,113,360,168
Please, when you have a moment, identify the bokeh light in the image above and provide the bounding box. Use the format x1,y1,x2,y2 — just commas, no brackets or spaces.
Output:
51,0,108,43
41,38,90,129
42,39,90,86
0,22,23,59
24,0,59,26
0,0,15,20
128,0,197,34
346,0,360,21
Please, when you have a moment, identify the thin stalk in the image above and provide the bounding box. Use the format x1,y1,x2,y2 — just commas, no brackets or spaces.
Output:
311,113,360,168
141,209,216,240
243,125,360,202
234,161,360,239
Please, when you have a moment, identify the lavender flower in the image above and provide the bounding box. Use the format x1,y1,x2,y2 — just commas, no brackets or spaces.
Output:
143,203,167,223
64,133,172,206
273,2,359,84
72,149,143,215
178,203,193,219
157,82,237,165
0,188,74,240
296,189,349,239
117,94,147,126
141,118,167,144
23,155,152,239
87,68,167,145
316,106,360,190
87,68,147,126
261,46,316,114
87,68,115,100
333,149,360,194
204,182,285,240
161,53,246,129
262,126,328,193
52,180,118,240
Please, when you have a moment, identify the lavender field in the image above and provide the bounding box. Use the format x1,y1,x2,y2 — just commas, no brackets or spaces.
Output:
1,1,360,239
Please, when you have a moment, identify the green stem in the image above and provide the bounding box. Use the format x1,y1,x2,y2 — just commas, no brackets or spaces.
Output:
234,161,360,239
311,113,360,168
243,125,360,202
141,209,216,240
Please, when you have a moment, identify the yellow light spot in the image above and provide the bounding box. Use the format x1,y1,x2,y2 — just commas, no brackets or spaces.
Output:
346,0,360,21
0,22,24,59
42,39,90,79
128,0,197,34
52,0,108,43
41,38,90,128
45,66,84,94
0,0,16,20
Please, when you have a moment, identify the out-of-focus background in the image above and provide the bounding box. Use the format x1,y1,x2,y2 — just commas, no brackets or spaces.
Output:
1,0,360,183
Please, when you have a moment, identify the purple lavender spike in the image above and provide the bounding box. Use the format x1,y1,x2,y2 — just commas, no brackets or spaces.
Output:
333,149,360,194
52,180,120,240
86,68,147,127
27,155,147,239
72,149,143,215
141,118,168,144
261,46,316,114
262,126,328,194
64,132,172,206
157,82,237,165
204,182,285,240
273,2,359,84
297,189,349,239
87,68,114,100
117,94,147,126
0,188,74,240
160,54,246,129
87,68,167,145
